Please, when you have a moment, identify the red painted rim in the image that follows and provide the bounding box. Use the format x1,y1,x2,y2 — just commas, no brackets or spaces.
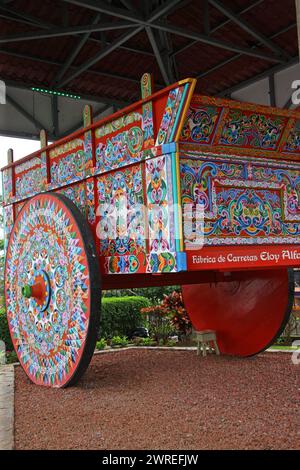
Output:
182,269,294,357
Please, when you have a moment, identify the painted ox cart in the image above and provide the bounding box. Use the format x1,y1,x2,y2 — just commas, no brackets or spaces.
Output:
2,74,300,387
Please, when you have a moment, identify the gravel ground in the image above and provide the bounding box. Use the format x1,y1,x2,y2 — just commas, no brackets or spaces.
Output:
14,349,300,450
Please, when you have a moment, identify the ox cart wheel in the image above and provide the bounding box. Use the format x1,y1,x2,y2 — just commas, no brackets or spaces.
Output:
182,269,294,357
4,193,101,387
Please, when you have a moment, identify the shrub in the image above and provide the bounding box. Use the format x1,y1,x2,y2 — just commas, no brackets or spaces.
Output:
6,351,18,364
141,304,173,344
0,307,13,352
166,339,177,347
96,338,107,350
111,335,128,347
141,290,193,343
132,336,144,346
100,296,150,339
140,337,157,346
103,286,178,303
0,295,150,351
161,291,192,338
279,310,299,345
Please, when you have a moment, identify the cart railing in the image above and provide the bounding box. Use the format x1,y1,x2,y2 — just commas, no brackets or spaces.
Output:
1,75,196,207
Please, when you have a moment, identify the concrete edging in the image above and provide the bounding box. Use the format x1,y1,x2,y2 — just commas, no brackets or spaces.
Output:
9,344,297,369
94,345,296,354
0,365,14,450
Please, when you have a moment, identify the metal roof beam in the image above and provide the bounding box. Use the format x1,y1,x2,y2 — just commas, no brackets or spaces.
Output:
63,0,281,63
62,0,186,23
0,3,154,56
159,26,178,82
172,0,266,57
57,0,182,87
4,78,131,107
162,0,193,17
269,73,276,106
51,95,59,138
208,0,290,60
58,103,113,138
146,26,171,85
51,12,101,86
147,0,183,22
0,48,150,85
150,22,283,63
147,0,178,84
283,96,293,109
198,23,296,81
57,26,144,87
5,93,49,132
62,0,144,22
93,104,116,119
119,0,139,13
212,0,265,34
0,12,46,27
217,56,299,97
203,0,210,35
0,4,53,28
0,21,138,44
1,1,278,64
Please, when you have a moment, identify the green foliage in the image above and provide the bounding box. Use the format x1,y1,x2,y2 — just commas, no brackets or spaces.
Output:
6,351,18,364
140,303,174,344
132,336,144,346
166,339,177,347
140,290,193,344
132,337,157,346
279,310,299,345
0,307,13,352
103,286,178,304
161,291,192,337
100,296,150,339
96,338,107,350
151,322,174,344
140,337,157,346
111,335,128,347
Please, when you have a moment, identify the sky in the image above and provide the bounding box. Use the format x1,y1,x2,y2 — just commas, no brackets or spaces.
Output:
0,136,41,238
0,136,40,237
0,135,41,197
0,136,40,168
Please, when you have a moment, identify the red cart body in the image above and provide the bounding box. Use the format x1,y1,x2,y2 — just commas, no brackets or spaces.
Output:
2,74,300,386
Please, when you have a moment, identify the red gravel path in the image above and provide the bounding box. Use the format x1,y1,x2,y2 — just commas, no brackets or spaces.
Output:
14,349,300,450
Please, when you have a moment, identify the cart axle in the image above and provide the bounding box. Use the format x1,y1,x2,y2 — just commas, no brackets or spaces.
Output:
21,270,51,312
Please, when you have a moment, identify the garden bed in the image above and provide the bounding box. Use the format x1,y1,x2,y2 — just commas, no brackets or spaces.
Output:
14,349,299,450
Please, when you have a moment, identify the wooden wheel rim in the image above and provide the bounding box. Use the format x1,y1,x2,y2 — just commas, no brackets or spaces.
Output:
5,193,101,387
182,269,294,357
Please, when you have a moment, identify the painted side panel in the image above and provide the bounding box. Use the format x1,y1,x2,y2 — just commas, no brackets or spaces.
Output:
180,95,300,161
179,151,300,249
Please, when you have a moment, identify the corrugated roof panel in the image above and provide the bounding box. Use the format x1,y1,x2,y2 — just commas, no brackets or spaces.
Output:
0,0,296,103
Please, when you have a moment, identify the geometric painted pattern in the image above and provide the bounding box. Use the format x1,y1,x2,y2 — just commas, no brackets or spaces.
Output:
180,152,300,246
5,194,92,387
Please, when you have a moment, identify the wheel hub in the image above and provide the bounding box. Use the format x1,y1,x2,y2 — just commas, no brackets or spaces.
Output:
22,269,51,312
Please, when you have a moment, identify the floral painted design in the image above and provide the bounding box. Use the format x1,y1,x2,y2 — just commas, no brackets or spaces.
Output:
180,152,300,246
5,194,92,387
97,164,146,261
